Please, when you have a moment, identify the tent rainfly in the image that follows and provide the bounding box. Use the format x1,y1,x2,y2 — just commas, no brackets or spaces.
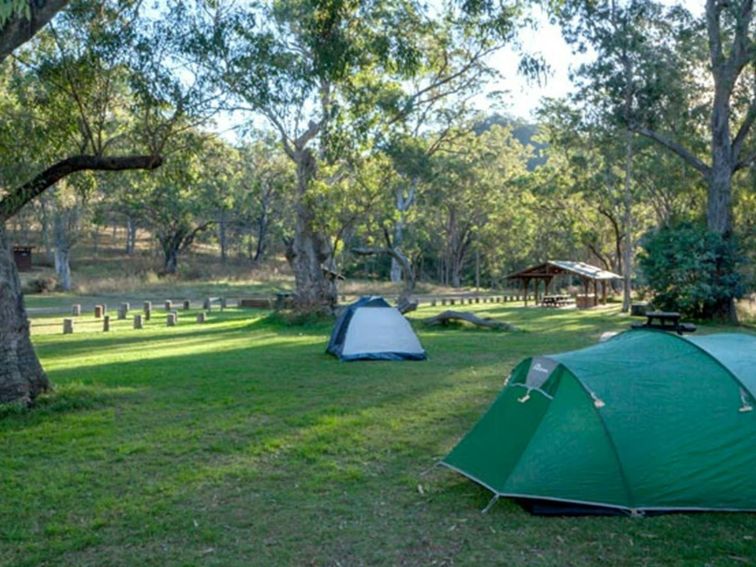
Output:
506,260,622,306
442,329,756,515
327,296,426,361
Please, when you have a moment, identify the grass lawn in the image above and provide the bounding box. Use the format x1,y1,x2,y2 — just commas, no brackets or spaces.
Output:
2,302,755,566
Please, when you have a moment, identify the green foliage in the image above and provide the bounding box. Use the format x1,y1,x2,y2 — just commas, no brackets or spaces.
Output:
0,0,30,27
638,223,746,319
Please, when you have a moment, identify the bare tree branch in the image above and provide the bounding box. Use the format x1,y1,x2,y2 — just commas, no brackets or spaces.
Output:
634,126,711,176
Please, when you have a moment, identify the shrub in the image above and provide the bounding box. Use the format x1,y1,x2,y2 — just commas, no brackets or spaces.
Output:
23,276,58,294
638,223,745,319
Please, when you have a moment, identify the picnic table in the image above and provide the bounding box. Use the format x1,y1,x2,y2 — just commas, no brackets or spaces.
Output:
541,294,573,308
633,311,696,335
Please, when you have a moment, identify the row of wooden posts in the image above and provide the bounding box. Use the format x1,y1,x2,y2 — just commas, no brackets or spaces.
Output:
61,294,531,334
421,295,529,307
62,297,226,334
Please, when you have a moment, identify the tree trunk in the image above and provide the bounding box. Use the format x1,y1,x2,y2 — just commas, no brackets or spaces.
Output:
0,224,49,404
254,210,268,263
125,216,137,255
52,208,73,291
390,221,404,283
390,180,417,283
288,150,336,312
218,208,228,263
708,99,735,236
163,244,179,274
621,127,633,313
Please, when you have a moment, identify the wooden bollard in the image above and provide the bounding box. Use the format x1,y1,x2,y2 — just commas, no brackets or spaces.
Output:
63,318,74,334
167,313,177,326
196,312,206,324
441,299,447,306
475,297,480,304
144,301,152,314
165,300,172,311
94,305,104,318
103,315,110,332
121,302,130,314
431,299,437,307
118,305,127,320
72,304,81,316
449,299,455,305
145,307,151,321
183,300,191,310
133,314,143,329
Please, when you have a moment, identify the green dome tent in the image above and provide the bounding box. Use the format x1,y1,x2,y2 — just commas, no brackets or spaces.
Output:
442,330,756,515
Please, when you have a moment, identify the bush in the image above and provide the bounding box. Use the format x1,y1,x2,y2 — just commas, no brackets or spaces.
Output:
638,223,745,319
23,276,58,294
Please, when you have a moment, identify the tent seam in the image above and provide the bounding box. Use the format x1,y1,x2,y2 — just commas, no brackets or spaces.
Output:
556,362,638,510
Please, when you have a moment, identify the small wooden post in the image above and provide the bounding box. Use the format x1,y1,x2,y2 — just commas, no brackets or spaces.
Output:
203,298,211,310
103,315,110,332
220,297,227,310
196,312,206,324
94,305,104,318
72,304,81,316
63,318,74,334
183,300,191,310
449,298,455,305
121,302,130,314
144,301,152,314
165,300,172,311
167,313,177,326
431,299,436,307
144,307,151,321
133,314,143,329
475,297,480,304
441,298,447,306
118,305,127,320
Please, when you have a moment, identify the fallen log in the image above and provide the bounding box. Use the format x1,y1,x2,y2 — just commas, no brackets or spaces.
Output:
423,310,516,331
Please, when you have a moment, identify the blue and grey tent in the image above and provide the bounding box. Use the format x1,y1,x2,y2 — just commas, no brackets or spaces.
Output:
327,296,426,361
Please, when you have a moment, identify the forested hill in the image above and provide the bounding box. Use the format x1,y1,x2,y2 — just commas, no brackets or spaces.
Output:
474,114,547,170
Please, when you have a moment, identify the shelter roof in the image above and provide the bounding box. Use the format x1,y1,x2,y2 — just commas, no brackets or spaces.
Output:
507,260,621,281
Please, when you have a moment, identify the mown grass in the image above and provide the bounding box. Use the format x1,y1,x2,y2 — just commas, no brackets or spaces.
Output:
2,302,755,566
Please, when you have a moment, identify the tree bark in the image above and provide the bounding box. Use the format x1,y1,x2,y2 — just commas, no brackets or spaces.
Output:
51,199,80,291
0,0,70,64
621,127,633,313
0,224,49,404
125,216,137,254
218,208,228,263
390,181,416,283
287,149,336,312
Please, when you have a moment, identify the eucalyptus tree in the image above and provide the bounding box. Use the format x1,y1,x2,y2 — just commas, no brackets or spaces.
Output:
558,0,755,320
189,0,515,312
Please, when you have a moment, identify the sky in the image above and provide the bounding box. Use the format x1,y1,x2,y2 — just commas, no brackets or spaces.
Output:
485,9,589,121
487,1,702,122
